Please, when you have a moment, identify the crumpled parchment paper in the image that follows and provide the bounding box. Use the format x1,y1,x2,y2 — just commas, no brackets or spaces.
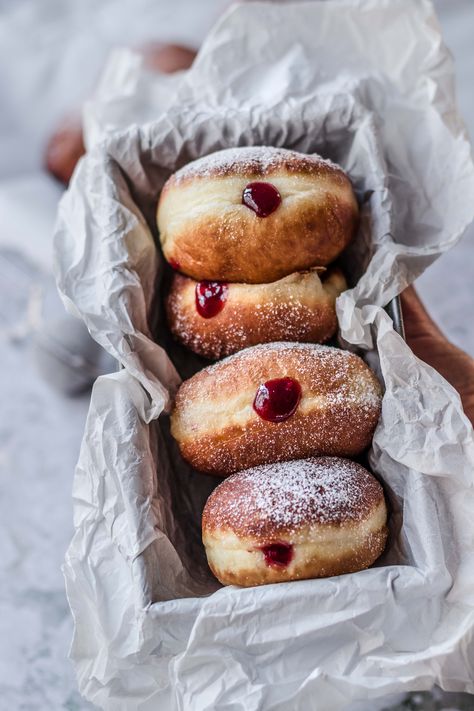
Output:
55,1,474,709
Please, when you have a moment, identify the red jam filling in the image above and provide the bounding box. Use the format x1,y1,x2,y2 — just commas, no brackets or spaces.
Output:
169,258,181,270
195,280,229,318
253,377,302,422
261,542,294,568
242,181,281,217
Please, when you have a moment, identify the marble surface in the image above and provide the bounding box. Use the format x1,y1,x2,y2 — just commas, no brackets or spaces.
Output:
0,253,93,710
0,1,472,709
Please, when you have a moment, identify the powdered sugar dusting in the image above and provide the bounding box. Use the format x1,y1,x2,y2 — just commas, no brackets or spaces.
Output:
200,342,343,377
168,146,345,184
203,457,384,536
201,342,382,408
209,340,349,367
174,343,383,475
169,298,335,359
166,269,345,359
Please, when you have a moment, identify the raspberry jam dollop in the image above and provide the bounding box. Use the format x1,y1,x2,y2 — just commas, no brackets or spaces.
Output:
169,258,181,270
253,377,302,422
195,280,228,318
242,181,281,217
261,542,294,567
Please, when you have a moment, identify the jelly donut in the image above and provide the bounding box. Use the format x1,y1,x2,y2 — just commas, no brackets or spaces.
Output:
157,147,359,283
166,266,347,359
202,457,388,587
170,342,382,476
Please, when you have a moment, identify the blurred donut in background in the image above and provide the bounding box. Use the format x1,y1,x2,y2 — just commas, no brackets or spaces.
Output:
141,42,197,73
44,42,197,185
44,115,85,186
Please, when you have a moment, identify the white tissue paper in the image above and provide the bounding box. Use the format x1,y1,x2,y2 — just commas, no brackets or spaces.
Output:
55,1,474,709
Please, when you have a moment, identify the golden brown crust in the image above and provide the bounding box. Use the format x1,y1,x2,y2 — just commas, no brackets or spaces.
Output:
206,529,388,587
166,267,347,359
178,406,379,476
201,457,388,586
157,147,359,284
170,343,382,476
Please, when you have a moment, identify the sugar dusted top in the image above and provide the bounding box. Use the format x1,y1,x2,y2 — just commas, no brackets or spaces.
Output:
204,341,353,371
165,146,347,186
201,342,381,406
202,457,385,538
